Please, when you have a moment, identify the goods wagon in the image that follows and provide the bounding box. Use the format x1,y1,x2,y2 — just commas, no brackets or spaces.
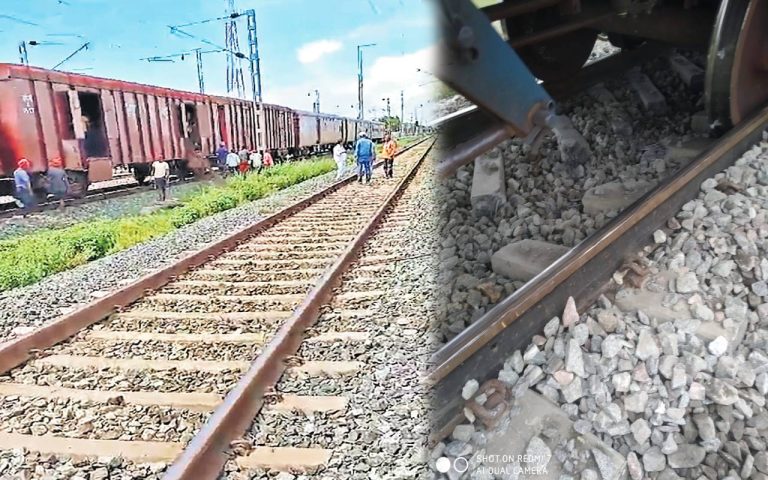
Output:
0,63,259,196
0,62,396,197
261,103,295,155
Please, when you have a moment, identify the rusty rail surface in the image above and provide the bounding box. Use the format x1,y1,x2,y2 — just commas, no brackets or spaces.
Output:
428,104,768,441
0,137,430,375
164,139,435,479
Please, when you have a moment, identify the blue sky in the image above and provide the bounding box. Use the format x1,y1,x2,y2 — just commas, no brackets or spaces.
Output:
0,0,437,121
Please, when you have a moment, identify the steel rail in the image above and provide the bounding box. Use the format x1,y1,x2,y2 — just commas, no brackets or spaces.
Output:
0,177,180,218
164,139,435,479
0,137,430,375
428,103,768,440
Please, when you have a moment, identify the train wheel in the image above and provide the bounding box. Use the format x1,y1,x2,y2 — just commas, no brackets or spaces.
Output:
705,0,768,132
503,7,598,82
66,171,89,199
132,164,150,185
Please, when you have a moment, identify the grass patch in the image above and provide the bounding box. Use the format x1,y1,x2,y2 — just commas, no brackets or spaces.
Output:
0,158,335,292
0,137,425,292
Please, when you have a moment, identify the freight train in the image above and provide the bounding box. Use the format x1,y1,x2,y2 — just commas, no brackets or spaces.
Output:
0,63,416,197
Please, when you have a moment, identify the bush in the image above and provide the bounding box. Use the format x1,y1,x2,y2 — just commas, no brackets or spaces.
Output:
0,157,336,292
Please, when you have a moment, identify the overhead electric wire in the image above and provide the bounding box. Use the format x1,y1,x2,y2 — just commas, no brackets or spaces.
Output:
171,12,242,29
0,14,40,27
141,48,225,62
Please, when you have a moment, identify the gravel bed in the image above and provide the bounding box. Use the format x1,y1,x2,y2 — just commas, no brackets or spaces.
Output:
186,269,321,283
433,53,705,345
220,150,441,480
0,396,207,443
0,364,242,395
297,338,372,362
102,315,280,335
0,177,215,242
432,136,768,480
159,282,312,296
137,297,301,314
0,170,339,341
0,451,167,480
49,338,261,361
249,411,345,449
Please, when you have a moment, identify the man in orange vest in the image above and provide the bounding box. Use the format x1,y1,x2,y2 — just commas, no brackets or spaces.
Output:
382,134,398,179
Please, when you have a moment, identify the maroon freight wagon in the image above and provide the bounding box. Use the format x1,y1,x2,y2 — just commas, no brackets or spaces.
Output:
0,63,261,196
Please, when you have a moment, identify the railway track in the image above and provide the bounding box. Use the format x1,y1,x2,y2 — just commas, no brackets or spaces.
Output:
428,91,768,477
0,173,188,219
0,137,432,478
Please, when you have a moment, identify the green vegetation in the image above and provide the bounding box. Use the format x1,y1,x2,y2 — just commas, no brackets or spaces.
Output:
0,158,335,292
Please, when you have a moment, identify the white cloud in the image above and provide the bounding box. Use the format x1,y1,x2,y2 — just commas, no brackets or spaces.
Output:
265,46,440,124
296,39,343,64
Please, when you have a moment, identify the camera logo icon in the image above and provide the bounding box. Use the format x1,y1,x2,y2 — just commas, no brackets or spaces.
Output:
436,457,469,474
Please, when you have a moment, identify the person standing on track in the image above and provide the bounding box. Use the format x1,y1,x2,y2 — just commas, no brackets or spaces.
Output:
333,141,347,180
354,132,375,184
226,148,240,176
382,134,398,179
46,157,69,211
13,158,35,217
151,157,170,202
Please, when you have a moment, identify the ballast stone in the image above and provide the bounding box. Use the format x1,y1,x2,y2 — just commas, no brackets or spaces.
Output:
626,69,668,114
668,54,704,90
549,115,593,167
470,149,506,217
582,181,655,215
491,239,569,282
476,390,626,480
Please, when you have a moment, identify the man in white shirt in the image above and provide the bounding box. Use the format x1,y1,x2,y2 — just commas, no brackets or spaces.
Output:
226,149,240,176
250,150,263,173
151,157,170,201
333,142,347,180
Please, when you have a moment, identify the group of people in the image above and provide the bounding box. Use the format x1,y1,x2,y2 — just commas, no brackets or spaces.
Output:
13,157,70,217
11,133,401,216
215,143,274,176
333,132,399,184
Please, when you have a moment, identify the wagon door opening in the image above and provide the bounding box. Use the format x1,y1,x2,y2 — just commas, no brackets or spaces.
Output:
78,91,109,158
217,106,229,148
180,103,201,148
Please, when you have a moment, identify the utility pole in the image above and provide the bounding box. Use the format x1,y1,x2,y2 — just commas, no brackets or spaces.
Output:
225,0,245,97
245,9,261,102
244,8,263,151
357,43,375,120
382,97,391,117
400,90,404,130
18,42,28,65
308,90,319,113
195,49,205,93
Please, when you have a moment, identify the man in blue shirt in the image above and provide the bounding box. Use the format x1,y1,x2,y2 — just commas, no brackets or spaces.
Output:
354,132,376,184
13,158,35,217
216,142,229,175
